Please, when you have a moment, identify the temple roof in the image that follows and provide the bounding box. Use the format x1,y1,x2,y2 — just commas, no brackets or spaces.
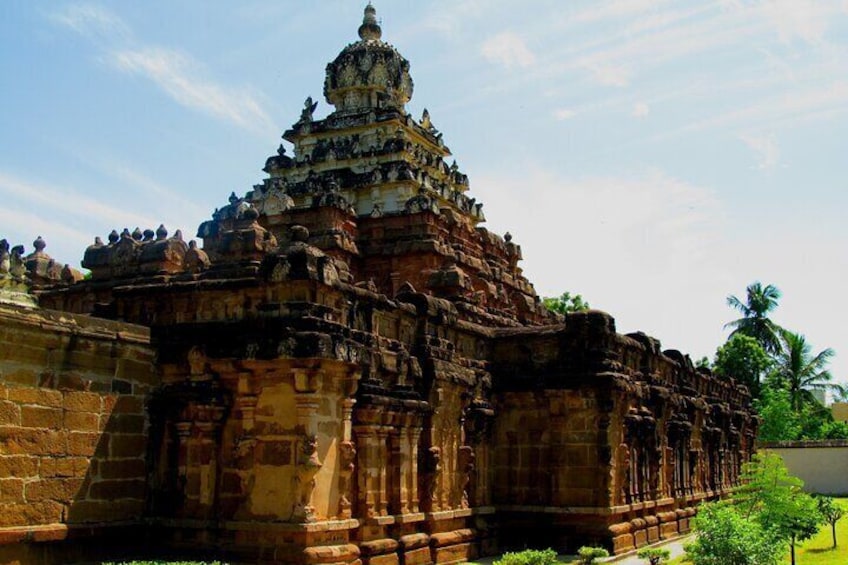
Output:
324,4,414,113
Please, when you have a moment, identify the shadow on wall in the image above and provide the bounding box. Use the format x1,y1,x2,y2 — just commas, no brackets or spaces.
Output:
0,305,165,563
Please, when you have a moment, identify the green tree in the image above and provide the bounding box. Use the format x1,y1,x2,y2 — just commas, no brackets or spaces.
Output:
771,329,842,411
713,334,772,397
543,292,590,314
816,495,845,548
796,400,836,439
734,452,823,565
685,501,783,565
817,419,848,439
754,386,800,441
725,281,783,353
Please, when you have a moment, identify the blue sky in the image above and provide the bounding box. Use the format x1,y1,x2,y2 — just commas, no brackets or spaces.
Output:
2,1,847,392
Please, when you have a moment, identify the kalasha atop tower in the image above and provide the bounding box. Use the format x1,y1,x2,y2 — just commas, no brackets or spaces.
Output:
23,5,756,564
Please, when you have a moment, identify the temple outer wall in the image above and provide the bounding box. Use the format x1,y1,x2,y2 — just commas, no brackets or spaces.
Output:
0,303,156,563
759,441,848,496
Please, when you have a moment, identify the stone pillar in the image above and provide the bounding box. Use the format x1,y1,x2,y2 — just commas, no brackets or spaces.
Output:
175,421,192,507
376,426,390,515
338,398,357,519
292,369,323,523
389,428,403,515
354,424,380,518
408,427,422,512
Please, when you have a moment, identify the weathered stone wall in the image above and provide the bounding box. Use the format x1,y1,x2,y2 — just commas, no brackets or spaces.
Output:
489,311,756,554
0,303,155,562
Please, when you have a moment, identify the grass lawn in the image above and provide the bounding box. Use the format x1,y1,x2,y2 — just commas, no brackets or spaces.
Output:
786,497,848,565
667,498,848,565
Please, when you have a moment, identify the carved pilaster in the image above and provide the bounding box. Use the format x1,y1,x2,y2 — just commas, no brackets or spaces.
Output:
338,398,357,519
354,424,379,518
408,427,422,512
291,369,323,523
376,426,390,515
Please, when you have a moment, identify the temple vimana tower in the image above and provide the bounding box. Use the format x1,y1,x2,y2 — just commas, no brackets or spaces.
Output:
0,5,756,564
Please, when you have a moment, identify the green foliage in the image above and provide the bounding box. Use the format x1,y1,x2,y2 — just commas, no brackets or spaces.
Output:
713,333,772,396
493,548,559,565
542,292,590,314
576,546,608,564
636,547,671,564
694,356,711,370
755,386,801,441
735,452,823,564
756,381,848,441
725,281,783,354
818,420,848,440
817,496,845,548
771,328,842,411
685,501,784,565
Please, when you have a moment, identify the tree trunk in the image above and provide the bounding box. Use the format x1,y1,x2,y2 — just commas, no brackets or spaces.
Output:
790,536,796,565
833,522,838,548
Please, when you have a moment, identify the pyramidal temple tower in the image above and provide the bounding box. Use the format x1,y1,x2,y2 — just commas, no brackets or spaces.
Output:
9,5,758,564
193,3,549,327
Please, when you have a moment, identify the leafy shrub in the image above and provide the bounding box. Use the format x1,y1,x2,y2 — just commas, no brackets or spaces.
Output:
576,546,609,564
684,502,784,565
493,548,559,565
636,547,670,564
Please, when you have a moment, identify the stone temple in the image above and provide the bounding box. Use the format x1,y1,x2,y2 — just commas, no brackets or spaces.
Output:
0,5,757,564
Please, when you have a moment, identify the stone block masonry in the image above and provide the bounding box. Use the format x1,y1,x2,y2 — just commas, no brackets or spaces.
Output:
0,302,155,562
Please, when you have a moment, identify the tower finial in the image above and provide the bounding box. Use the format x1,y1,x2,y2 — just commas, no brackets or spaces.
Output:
358,3,382,41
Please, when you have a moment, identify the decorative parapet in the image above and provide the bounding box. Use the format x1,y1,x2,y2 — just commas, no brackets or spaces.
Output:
1,236,82,306
82,225,191,280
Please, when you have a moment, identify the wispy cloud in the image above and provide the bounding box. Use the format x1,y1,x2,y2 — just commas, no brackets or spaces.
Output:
49,3,129,42
683,81,848,134
0,206,91,264
0,171,157,231
481,31,536,69
553,108,576,120
418,0,491,37
110,48,275,135
478,164,730,355
738,132,781,170
759,0,830,44
570,0,676,24
50,4,274,137
0,169,168,268
481,166,724,276
578,59,632,87
63,144,208,221
632,102,650,117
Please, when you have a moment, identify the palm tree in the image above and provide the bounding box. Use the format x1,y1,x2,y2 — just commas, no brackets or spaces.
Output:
772,329,842,411
725,282,783,353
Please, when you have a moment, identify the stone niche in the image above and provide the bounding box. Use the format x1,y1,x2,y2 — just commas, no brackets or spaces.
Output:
4,5,756,565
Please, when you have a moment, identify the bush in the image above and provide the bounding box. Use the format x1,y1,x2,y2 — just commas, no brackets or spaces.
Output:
684,502,784,565
493,548,559,565
636,547,670,564
576,546,609,564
